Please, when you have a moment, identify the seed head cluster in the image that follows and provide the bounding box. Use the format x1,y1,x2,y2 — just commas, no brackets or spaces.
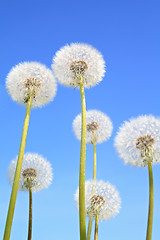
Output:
22,168,37,189
6,62,57,107
52,43,105,88
87,194,105,217
70,60,88,76
115,115,160,167
136,135,155,157
8,153,53,192
74,180,121,220
73,110,113,144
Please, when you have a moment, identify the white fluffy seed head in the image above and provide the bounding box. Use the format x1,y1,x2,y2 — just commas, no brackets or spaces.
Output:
6,62,57,108
115,115,160,167
73,110,113,144
8,153,53,192
74,180,121,220
52,43,105,88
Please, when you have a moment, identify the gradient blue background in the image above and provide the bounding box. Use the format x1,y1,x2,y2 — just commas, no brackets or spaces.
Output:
1,0,160,239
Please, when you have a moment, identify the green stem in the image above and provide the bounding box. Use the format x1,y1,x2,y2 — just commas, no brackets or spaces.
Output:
28,188,32,240
79,82,86,240
3,97,32,240
93,141,96,180
86,142,97,240
87,219,92,240
146,161,154,240
94,215,99,240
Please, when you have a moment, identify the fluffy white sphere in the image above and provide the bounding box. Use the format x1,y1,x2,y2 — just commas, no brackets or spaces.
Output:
8,153,53,192
52,43,105,88
74,180,121,220
6,62,57,107
73,110,113,144
115,115,160,167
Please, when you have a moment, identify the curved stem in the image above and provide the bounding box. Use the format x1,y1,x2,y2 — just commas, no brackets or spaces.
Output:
94,215,99,240
79,82,87,240
87,219,92,240
93,141,96,180
3,97,32,240
28,188,32,240
146,161,154,240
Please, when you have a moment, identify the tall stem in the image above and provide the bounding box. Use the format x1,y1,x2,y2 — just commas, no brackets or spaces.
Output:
3,97,32,240
87,142,97,240
94,215,99,240
79,82,87,240
87,219,92,240
28,188,32,240
146,161,154,240
93,141,96,180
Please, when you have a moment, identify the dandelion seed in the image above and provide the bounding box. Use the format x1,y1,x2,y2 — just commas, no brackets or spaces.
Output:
75,180,121,220
6,62,57,107
115,115,160,167
8,153,53,192
73,110,113,144
52,43,105,88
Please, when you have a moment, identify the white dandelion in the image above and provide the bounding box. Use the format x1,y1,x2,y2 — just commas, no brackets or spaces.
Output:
4,62,56,239
8,153,53,192
74,180,121,220
115,115,160,167
73,110,113,144
52,43,105,238
6,62,57,107
115,115,159,240
73,111,113,239
8,153,53,240
52,43,105,88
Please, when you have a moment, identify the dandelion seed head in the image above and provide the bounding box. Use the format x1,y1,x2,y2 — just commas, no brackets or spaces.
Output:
115,115,160,167
87,122,99,132
8,153,53,192
6,62,57,107
22,168,37,189
87,194,105,217
70,60,88,76
74,180,121,220
73,110,113,144
52,43,105,88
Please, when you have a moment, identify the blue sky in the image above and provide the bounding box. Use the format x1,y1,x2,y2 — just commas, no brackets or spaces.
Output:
1,0,160,239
